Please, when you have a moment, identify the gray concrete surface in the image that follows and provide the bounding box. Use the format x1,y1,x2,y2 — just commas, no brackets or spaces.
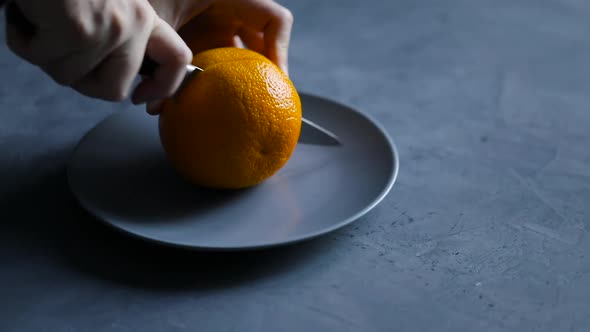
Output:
1,0,589,331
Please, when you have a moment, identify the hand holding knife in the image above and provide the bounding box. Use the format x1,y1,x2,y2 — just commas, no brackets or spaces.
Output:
4,1,341,146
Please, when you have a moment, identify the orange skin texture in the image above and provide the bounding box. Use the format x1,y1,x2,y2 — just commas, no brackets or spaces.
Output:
158,47,302,189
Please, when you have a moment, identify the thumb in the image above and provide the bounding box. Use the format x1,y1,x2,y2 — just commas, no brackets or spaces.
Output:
263,4,294,76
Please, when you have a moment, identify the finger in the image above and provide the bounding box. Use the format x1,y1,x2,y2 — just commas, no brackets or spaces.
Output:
221,1,293,73
39,36,122,86
262,4,293,75
146,99,164,115
72,48,141,101
72,25,151,101
132,17,192,106
237,27,265,54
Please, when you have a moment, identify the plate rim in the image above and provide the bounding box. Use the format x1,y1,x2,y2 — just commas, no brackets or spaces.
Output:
67,91,400,251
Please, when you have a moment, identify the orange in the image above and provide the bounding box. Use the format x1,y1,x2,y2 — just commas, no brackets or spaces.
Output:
158,47,302,189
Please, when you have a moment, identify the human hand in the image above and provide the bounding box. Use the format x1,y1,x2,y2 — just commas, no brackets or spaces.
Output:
150,0,293,75
3,0,192,104
144,0,294,114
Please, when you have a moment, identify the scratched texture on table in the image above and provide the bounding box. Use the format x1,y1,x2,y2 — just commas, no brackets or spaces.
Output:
1,0,589,331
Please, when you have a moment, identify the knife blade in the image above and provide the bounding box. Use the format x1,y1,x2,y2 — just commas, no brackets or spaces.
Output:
139,57,341,146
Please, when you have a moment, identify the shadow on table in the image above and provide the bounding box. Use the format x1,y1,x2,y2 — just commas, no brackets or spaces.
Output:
63,214,330,292
1,163,337,292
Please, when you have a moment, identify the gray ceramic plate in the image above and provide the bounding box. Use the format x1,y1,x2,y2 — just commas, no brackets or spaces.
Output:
67,93,399,250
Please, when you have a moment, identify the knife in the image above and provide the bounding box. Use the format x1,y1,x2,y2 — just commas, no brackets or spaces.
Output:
5,2,340,146
139,57,341,146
